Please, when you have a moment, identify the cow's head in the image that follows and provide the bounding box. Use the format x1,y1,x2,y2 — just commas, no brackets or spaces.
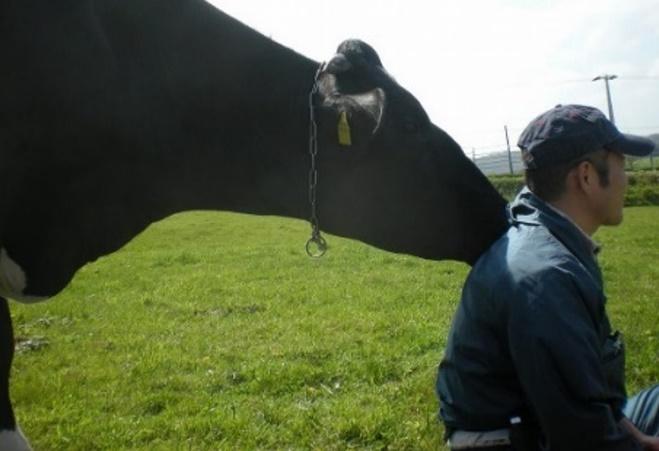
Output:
313,40,508,264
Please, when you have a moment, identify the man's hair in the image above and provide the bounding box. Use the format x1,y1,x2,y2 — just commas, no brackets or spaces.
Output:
525,149,611,201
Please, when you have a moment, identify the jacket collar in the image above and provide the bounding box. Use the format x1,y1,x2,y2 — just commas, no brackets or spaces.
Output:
508,187,602,282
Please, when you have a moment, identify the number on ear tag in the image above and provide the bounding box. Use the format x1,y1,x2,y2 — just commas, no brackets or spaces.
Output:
338,111,352,146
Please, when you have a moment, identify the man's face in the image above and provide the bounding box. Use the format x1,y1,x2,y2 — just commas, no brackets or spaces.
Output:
591,151,628,226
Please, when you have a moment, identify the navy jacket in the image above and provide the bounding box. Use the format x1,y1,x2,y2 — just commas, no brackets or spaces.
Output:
437,188,640,450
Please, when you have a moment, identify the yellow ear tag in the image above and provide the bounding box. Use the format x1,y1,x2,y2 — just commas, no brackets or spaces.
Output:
338,111,352,146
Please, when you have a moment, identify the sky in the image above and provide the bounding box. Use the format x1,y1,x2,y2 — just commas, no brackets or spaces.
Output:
209,0,659,156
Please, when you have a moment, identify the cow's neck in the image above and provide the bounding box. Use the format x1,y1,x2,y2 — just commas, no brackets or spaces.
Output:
174,66,316,221
2,2,322,299
143,7,318,223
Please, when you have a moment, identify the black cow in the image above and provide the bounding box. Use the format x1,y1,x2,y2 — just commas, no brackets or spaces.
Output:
0,1,508,448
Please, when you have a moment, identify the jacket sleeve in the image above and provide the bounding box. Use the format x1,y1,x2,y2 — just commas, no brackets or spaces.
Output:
507,269,641,451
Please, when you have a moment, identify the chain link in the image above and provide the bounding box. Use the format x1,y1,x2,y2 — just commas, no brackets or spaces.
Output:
306,63,327,258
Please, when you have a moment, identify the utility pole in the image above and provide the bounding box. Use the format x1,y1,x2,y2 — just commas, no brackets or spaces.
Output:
592,74,635,169
504,125,513,175
592,74,618,123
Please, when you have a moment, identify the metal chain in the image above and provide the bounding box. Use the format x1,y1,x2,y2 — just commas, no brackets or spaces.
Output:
306,63,328,258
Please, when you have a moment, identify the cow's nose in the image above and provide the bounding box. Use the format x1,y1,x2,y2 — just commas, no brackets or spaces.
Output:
327,54,351,74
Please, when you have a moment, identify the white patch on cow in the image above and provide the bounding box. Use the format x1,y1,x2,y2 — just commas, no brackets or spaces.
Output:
0,248,47,303
0,426,33,451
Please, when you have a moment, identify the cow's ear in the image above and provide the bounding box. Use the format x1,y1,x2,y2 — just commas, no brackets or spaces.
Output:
316,80,386,148
316,39,389,147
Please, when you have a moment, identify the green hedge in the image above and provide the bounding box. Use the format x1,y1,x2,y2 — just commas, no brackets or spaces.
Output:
488,175,526,201
488,171,659,206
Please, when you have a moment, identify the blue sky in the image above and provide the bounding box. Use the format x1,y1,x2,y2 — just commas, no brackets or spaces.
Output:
210,0,659,155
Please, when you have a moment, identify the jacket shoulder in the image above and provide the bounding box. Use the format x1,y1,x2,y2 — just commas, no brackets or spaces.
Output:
474,222,576,283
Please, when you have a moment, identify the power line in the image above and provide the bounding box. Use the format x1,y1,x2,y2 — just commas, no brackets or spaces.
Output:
617,76,659,81
500,78,591,89
471,143,509,150
622,125,659,131
499,75,659,90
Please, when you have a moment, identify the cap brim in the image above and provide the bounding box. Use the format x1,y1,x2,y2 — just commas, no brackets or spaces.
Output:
607,134,656,157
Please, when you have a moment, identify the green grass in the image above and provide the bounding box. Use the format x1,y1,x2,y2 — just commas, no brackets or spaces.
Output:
9,207,659,450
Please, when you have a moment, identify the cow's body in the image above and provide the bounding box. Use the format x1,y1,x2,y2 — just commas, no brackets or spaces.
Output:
0,1,507,448
2,0,319,299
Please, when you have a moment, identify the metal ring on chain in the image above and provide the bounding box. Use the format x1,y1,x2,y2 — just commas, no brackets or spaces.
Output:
306,235,327,258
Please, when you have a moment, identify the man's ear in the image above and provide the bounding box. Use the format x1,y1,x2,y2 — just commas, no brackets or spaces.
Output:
574,160,599,195
314,40,390,148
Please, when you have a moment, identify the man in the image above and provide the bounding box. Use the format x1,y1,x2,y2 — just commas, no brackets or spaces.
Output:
436,104,658,450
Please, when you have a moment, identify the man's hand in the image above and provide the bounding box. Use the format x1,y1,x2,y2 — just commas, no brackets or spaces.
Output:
640,435,659,451
621,418,659,450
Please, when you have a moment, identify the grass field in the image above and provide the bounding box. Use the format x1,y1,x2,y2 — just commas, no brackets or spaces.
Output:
10,207,659,450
